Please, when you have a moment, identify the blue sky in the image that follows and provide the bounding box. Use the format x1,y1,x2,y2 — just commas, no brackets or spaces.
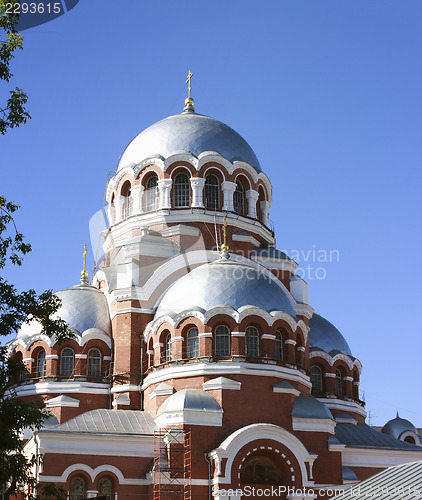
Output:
2,0,421,427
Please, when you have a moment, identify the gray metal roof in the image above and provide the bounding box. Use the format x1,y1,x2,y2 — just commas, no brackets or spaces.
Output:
157,389,222,416
117,110,262,172
309,313,352,356
330,460,422,499
335,423,422,451
382,414,418,440
291,396,334,420
155,258,296,319
43,409,156,435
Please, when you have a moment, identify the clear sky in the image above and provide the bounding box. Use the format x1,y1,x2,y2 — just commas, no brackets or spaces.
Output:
2,0,421,427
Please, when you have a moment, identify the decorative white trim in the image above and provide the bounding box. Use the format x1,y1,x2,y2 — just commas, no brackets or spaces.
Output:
110,384,139,394
335,414,358,425
310,350,362,374
209,423,317,486
172,336,184,342
142,361,312,392
261,334,276,340
294,303,314,319
203,377,242,391
161,224,200,237
153,343,163,349
231,232,260,247
285,339,297,346
75,354,88,359
45,395,80,408
292,417,336,435
149,383,174,398
343,376,353,382
297,346,305,352
155,407,223,428
45,355,59,360
341,447,422,468
112,393,130,406
103,355,112,361
273,383,300,397
23,358,34,363
324,373,336,378
317,398,367,418
11,381,110,398
111,307,154,318
198,333,213,338
231,332,246,337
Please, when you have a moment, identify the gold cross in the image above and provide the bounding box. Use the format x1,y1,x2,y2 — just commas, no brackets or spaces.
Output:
186,70,194,99
81,244,88,278
221,217,229,251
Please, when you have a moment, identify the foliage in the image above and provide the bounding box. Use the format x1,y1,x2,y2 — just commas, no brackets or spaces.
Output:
0,0,31,134
0,197,73,498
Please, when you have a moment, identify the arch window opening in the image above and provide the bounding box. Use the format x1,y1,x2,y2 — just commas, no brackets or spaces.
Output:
187,327,199,358
241,455,282,484
123,188,133,218
145,175,159,211
174,173,190,208
165,334,172,362
245,326,259,357
215,325,230,357
60,347,74,377
70,476,85,500
204,174,220,210
87,348,101,377
310,366,323,393
233,179,245,215
295,339,303,367
274,331,283,361
98,477,113,500
335,369,343,395
36,349,46,378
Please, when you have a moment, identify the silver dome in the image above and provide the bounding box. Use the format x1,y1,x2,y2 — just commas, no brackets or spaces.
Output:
309,314,352,356
157,389,222,416
17,284,111,339
154,259,296,319
117,111,262,172
382,414,418,440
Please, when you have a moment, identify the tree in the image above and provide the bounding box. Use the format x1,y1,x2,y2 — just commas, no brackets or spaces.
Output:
0,0,31,135
0,197,73,498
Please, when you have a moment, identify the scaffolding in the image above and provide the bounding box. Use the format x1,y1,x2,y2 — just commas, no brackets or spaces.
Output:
153,429,192,500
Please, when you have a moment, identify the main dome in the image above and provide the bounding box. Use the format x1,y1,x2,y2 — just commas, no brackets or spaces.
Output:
155,258,296,319
117,110,262,173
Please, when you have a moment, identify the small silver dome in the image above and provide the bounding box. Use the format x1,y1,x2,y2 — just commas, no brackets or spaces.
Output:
117,111,261,172
309,314,352,356
292,396,334,420
154,259,296,319
382,414,418,440
157,389,222,416
17,284,111,339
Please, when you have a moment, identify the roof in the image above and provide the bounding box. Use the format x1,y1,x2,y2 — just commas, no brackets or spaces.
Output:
309,313,352,356
117,110,262,172
330,459,422,499
382,414,418,439
157,389,222,416
17,284,111,340
250,248,289,260
335,423,422,451
42,409,156,435
155,258,296,319
291,396,333,420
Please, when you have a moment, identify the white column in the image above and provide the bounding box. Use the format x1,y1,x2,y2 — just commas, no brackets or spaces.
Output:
261,200,270,226
107,203,116,226
131,184,144,215
114,195,124,223
222,181,236,211
158,179,172,209
190,177,205,208
246,189,259,218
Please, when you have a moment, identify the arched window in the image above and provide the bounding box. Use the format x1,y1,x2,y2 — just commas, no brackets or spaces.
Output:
310,366,323,393
215,325,230,357
60,348,74,377
245,326,259,357
123,188,133,218
233,179,245,215
335,369,343,395
404,436,416,444
353,370,359,399
274,331,283,361
257,186,266,222
87,348,101,377
98,477,113,500
165,334,172,362
70,476,85,500
174,172,190,208
36,349,46,378
145,175,159,211
187,327,199,359
241,455,281,484
204,174,220,210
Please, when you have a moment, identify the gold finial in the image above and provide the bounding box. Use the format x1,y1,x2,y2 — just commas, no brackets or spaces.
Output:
81,244,89,283
185,70,194,108
221,217,229,251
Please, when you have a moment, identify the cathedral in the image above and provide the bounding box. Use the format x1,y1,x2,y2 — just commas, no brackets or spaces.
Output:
8,80,422,499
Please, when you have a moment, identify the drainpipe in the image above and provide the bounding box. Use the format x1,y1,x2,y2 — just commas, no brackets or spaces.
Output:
139,335,143,410
34,432,39,497
204,453,212,500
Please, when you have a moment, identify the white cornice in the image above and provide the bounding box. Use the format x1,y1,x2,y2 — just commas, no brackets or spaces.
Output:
12,381,110,398
142,361,312,391
294,303,314,319
292,417,336,435
317,398,367,418
341,447,422,468
231,232,260,247
203,377,242,391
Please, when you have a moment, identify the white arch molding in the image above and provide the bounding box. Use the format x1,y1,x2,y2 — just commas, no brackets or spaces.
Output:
209,423,317,486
